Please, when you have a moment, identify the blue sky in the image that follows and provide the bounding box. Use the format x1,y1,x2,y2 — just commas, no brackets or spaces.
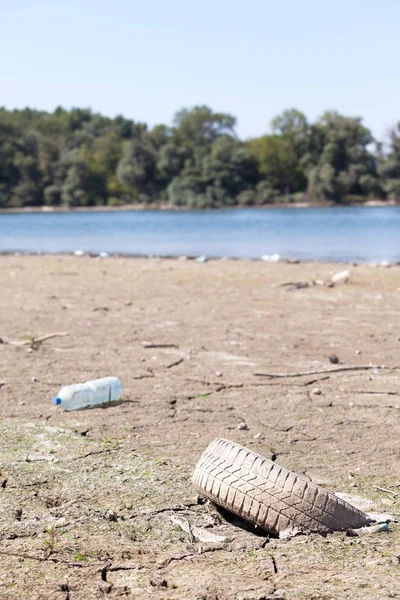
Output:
1,0,399,140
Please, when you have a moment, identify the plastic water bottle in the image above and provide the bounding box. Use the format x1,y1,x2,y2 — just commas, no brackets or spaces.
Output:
52,377,123,411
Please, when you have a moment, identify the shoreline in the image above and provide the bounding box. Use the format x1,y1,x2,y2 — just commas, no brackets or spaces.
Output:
0,250,397,266
0,199,397,214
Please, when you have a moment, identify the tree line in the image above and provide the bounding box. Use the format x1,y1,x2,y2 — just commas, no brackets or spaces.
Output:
0,105,399,209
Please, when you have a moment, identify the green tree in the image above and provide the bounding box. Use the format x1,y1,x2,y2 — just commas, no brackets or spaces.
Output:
379,124,400,200
173,106,236,148
308,112,380,203
116,137,158,201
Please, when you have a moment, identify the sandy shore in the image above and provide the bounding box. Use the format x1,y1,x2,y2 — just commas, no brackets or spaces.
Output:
0,199,397,214
0,255,399,599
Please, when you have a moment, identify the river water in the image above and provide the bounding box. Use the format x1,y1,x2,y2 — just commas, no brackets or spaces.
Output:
0,206,399,263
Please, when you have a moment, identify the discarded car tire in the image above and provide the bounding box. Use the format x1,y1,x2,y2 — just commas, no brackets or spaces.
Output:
192,438,370,536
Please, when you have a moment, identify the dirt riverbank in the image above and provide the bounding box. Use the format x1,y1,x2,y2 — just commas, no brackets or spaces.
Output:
0,255,399,599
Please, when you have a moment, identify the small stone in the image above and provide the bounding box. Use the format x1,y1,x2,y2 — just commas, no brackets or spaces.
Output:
254,433,263,439
331,269,351,285
238,422,248,431
355,349,361,355
105,510,118,522
125,301,132,306
311,387,322,396
215,371,223,377
31,377,38,383
329,354,339,364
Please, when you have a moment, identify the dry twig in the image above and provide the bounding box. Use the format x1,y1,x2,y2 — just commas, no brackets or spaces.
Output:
166,358,184,369
254,365,393,378
142,342,179,349
2,332,69,349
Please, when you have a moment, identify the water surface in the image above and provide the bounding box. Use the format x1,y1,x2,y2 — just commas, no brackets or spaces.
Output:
0,206,399,263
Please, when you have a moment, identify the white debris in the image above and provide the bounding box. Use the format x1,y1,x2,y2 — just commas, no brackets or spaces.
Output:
261,253,280,263
347,522,389,536
331,269,351,285
366,511,398,523
195,255,208,263
74,249,85,256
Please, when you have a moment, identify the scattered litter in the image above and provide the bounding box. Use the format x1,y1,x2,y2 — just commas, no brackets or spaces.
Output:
261,253,280,263
193,438,370,536
170,515,229,544
329,354,339,364
331,269,351,285
237,422,248,430
366,511,398,523
347,522,389,537
195,255,208,263
73,249,85,256
52,376,123,411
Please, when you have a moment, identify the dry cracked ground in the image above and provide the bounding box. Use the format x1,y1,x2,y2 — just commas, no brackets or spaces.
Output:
0,255,399,600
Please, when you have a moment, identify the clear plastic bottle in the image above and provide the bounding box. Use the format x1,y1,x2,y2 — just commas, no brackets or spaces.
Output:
52,377,123,411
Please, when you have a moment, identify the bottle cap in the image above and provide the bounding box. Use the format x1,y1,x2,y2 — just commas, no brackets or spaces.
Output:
52,397,62,405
